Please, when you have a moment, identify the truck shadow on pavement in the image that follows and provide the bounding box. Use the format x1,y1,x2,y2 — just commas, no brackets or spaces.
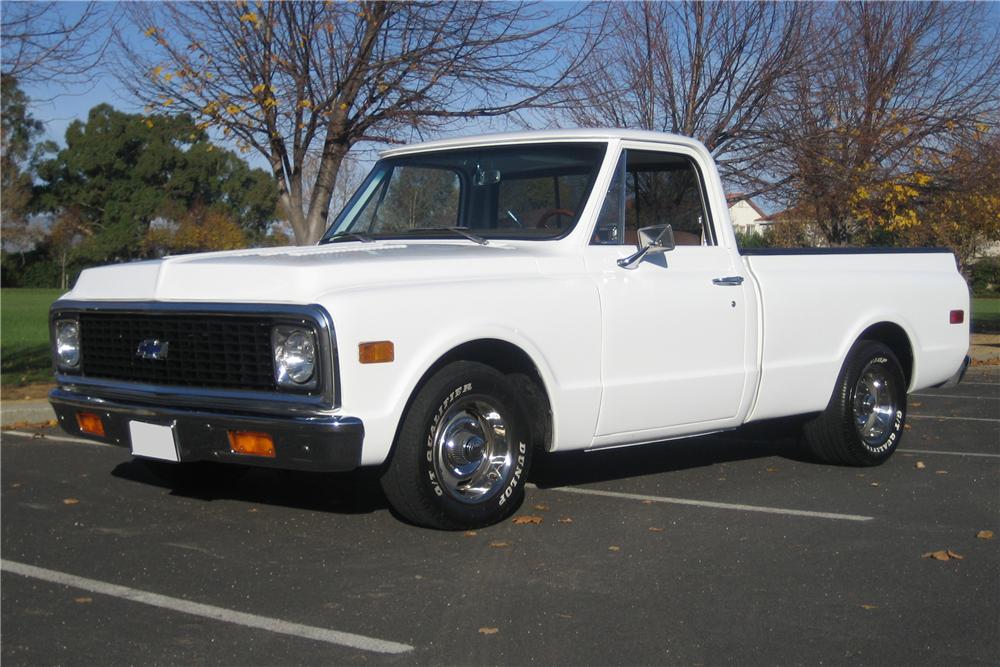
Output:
531,427,810,489
109,420,813,518
110,460,389,515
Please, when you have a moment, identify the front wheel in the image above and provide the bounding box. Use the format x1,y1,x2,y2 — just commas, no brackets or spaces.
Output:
380,361,533,529
804,340,907,466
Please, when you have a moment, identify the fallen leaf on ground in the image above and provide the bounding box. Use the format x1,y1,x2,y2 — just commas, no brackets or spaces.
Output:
608,545,621,552
74,597,92,604
766,467,778,473
922,550,955,561
910,402,923,408
533,504,549,511
870,482,880,487
903,424,912,430
648,527,664,533
915,461,926,469
557,517,573,524
860,604,877,610
247,508,258,513
947,549,964,560
478,627,499,635
641,500,654,505
463,530,478,537
512,515,543,525
489,541,510,549
62,498,79,505
976,530,994,540
935,470,948,475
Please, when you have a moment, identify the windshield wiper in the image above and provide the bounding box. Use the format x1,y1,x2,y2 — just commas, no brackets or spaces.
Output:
322,231,374,244
406,227,489,246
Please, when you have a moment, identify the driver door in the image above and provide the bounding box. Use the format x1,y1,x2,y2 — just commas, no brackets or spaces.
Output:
586,145,751,445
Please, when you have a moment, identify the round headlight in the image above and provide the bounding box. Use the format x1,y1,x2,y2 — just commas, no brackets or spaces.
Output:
55,319,81,369
274,328,316,385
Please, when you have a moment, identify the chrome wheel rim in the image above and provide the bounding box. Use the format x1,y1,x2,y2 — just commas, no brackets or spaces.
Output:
432,398,514,504
852,363,897,446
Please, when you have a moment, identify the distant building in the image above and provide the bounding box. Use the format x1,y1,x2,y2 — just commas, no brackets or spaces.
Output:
727,194,771,235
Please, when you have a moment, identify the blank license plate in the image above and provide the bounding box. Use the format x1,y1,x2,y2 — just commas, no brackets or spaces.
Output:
129,421,179,462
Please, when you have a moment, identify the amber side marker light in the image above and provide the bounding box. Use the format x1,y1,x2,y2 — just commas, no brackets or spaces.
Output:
359,340,394,364
228,431,275,458
950,310,965,324
76,412,106,437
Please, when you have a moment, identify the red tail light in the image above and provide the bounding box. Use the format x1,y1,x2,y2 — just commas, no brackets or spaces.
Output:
950,310,964,324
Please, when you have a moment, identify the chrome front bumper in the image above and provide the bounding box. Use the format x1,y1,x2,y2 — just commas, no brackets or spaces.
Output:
49,387,364,472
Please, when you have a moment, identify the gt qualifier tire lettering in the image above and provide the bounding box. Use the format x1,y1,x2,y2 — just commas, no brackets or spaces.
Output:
425,382,473,497
381,361,534,529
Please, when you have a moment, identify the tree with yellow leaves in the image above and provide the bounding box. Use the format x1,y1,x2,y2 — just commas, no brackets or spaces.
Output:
764,2,999,246
113,2,604,245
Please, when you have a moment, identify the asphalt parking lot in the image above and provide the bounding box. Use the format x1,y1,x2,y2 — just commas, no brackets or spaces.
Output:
2,368,998,666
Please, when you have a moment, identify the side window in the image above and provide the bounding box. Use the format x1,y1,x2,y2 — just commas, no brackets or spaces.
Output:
593,149,714,246
357,166,460,232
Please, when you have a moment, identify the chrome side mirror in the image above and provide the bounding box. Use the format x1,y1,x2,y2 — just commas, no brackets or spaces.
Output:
617,224,675,269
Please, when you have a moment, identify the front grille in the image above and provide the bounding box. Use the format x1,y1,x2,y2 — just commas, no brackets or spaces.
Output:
78,312,282,391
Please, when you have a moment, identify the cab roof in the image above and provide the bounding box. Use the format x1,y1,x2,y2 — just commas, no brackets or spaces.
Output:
379,128,709,159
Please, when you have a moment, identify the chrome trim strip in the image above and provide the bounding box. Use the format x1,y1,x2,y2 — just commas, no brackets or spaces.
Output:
49,300,340,416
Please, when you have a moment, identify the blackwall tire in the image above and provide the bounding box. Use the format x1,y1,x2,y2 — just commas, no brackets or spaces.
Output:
380,361,533,529
804,340,907,466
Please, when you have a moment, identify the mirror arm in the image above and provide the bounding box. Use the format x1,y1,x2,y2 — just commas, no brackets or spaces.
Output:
617,246,651,269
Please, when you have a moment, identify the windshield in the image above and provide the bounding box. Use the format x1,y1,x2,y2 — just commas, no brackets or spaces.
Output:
321,142,607,242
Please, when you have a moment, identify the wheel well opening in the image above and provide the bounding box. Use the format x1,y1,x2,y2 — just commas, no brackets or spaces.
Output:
419,339,553,451
860,322,914,385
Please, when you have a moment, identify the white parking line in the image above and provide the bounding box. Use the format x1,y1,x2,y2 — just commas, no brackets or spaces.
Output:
2,430,107,445
899,448,1000,459
1,559,413,654
912,393,1000,400
1,430,109,446
908,414,1000,423
535,485,873,522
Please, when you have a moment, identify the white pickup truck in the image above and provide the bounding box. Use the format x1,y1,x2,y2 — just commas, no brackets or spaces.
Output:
49,129,970,529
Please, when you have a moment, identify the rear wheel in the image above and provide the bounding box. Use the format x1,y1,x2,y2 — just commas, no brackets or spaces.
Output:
380,361,533,529
804,340,907,466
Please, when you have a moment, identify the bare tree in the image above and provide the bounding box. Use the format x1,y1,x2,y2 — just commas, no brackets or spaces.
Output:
1,2,113,85
764,2,1000,245
114,2,602,245
565,1,812,199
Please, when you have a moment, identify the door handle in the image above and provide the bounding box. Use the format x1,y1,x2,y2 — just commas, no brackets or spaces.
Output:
712,276,744,286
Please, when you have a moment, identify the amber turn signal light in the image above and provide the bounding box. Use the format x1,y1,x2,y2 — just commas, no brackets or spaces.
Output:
76,412,105,437
359,340,394,364
950,310,964,324
228,431,275,458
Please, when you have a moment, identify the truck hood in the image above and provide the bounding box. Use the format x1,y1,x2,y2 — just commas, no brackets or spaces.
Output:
66,240,548,303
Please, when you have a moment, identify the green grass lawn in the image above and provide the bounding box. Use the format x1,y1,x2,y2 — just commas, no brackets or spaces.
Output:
972,297,1000,333
1,288,63,385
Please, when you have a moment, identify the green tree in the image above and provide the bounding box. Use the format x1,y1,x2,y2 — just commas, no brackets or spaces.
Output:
1,75,56,260
34,104,278,263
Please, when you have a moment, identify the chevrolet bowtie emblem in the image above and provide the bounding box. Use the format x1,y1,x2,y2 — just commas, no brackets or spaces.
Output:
136,339,170,360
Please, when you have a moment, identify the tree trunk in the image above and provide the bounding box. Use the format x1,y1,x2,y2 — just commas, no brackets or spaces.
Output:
302,141,349,245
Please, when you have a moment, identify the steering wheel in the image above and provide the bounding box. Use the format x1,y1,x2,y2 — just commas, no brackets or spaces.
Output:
535,208,576,229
